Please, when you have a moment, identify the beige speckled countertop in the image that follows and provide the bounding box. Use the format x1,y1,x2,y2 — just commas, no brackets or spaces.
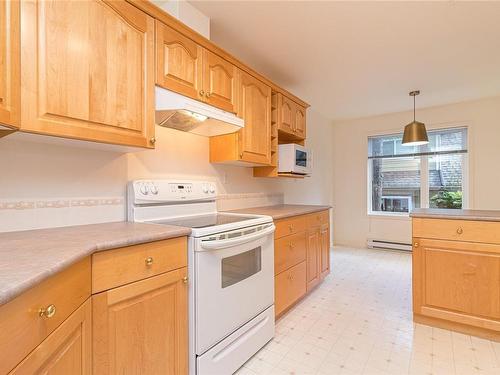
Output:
410,208,500,222
0,222,190,307
227,204,331,220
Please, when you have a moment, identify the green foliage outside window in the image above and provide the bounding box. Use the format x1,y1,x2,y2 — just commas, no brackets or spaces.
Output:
430,190,463,209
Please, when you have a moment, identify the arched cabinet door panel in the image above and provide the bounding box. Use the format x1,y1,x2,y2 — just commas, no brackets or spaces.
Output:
20,0,155,148
156,21,203,101
238,71,271,165
203,50,238,113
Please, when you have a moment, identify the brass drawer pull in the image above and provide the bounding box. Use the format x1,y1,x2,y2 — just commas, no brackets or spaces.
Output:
145,257,154,267
288,224,293,232
182,276,188,284
456,227,463,235
39,304,56,319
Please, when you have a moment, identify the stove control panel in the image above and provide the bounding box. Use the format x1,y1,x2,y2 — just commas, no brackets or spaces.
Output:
129,180,217,203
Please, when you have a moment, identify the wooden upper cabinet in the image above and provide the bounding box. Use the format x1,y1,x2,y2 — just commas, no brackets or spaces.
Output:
238,71,272,164
0,0,20,130
20,0,155,148
278,95,295,134
277,93,307,140
203,49,238,113
156,21,203,102
295,105,306,138
92,268,188,375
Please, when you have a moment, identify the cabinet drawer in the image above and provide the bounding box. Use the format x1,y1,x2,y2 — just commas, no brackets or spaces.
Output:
307,210,329,228
275,216,307,239
92,237,187,293
413,218,500,244
275,261,306,317
0,258,91,375
275,232,306,275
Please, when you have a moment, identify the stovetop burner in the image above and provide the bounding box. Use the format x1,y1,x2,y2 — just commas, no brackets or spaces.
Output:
150,213,260,229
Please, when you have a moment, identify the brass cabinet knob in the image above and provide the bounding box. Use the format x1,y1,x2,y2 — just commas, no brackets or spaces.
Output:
145,257,154,267
0,97,3,103
205,92,211,98
149,137,156,145
457,227,463,235
199,90,205,97
39,304,56,319
289,242,295,249
239,152,244,159
288,224,293,232
413,242,419,248
182,276,188,284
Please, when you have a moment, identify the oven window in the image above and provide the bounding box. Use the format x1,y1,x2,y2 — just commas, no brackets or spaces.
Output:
296,150,307,167
221,247,262,288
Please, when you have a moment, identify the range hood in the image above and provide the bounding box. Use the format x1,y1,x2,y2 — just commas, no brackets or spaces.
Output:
155,87,244,136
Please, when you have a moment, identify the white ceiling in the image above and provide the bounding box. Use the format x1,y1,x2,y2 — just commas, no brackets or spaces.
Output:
190,1,500,120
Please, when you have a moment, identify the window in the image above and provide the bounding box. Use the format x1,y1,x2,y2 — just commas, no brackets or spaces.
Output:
368,127,467,214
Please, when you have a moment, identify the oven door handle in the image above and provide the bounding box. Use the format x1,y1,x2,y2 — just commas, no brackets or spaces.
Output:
200,224,275,250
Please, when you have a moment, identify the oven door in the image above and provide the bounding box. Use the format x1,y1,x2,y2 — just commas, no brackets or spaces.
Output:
194,223,275,355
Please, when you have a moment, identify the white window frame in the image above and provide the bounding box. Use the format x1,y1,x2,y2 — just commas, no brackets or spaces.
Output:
367,125,469,217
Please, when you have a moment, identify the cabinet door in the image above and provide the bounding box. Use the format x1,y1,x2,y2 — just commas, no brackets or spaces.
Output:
9,299,91,375
277,94,295,135
20,0,155,148
414,239,500,328
156,21,203,102
93,268,188,375
306,228,321,291
0,0,20,129
202,50,238,113
238,71,272,164
294,105,306,138
320,224,330,278
275,261,306,317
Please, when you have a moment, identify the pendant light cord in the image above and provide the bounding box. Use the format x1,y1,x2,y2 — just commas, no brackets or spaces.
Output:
413,95,416,122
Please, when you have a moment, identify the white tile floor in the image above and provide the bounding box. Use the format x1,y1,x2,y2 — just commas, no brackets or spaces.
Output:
237,246,500,375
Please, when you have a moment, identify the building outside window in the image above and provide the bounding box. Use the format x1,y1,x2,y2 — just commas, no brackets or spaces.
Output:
368,127,468,214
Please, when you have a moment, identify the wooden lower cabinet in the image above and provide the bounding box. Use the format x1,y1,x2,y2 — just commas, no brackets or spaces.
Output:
306,228,321,291
92,267,188,375
9,299,92,375
320,224,330,279
413,219,500,340
275,261,307,317
274,210,330,318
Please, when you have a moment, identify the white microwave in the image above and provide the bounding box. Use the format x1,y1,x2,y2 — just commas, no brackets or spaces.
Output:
278,144,312,175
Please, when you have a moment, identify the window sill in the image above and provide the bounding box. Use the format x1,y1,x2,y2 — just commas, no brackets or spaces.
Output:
367,212,411,220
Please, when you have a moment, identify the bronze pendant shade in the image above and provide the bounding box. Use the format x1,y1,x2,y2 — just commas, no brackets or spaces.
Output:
402,91,428,146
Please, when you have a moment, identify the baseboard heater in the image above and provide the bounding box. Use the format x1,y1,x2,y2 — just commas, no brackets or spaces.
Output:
367,239,412,252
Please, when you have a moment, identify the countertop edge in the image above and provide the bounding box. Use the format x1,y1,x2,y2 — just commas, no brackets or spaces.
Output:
225,204,331,220
0,226,191,307
410,213,500,222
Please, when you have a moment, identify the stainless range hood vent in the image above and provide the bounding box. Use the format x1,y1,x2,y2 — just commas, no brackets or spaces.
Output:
155,87,244,137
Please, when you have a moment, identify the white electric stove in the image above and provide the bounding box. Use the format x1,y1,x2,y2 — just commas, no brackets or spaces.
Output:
128,180,276,375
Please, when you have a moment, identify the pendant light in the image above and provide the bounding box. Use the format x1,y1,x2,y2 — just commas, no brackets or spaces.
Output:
402,90,428,146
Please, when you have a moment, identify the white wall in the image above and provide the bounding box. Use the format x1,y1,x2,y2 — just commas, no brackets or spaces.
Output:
332,96,500,247
153,0,210,38
0,108,333,232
